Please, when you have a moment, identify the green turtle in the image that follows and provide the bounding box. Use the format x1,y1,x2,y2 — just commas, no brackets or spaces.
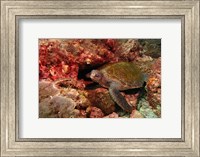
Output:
89,62,145,113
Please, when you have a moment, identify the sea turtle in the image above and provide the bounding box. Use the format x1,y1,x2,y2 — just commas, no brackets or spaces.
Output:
89,62,145,113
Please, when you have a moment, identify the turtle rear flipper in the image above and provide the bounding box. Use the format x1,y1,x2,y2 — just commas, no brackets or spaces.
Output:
109,83,133,113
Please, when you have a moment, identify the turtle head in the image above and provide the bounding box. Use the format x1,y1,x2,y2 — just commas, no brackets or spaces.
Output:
90,70,103,83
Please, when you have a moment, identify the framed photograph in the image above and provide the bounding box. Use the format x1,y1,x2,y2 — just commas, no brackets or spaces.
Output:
1,0,199,156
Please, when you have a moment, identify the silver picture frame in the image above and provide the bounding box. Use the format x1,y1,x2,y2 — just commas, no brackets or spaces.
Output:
1,0,199,156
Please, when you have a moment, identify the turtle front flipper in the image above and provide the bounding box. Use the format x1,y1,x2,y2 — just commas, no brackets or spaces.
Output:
109,83,133,113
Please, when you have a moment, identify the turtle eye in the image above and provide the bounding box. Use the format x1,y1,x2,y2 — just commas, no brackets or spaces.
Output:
90,70,102,80
94,73,101,78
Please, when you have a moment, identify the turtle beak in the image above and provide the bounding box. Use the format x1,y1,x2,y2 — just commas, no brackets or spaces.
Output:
89,71,96,79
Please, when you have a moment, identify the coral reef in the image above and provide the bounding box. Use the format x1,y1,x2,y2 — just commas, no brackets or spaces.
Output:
138,39,161,58
146,57,161,109
104,112,119,118
60,87,91,109
113,39,142,61
39,39,115,82
137,98,158,118
39,96,78,118
130,110,144,118
39,39,161,118
39,80,90,118
39,80,60,102
87,106,105,118
87,88,116,115
123,92,139,109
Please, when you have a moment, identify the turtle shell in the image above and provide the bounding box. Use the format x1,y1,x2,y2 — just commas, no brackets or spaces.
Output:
100,62,144,90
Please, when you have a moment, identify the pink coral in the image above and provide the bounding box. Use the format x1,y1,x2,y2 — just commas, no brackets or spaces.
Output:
88,106,104,118
78,110,87,118
39,39,115,85
113,39,142,62
104,112,119,118
147,58,161,108
123,92,139,109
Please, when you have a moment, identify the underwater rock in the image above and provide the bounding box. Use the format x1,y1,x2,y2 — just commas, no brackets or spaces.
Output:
54,78,89,90
116,110,130,118
105,39,117,51
104,112,119,118
134,60,154,77
39,80,60,102
87,88,115,115
39,39,78,81
113,39,142,62
39,96,78,118
39,39,115,81
87,106,105,118
123,92,139,109
133,54,155,77
39,79,92,118
137,98,158,118
153,105,161,117
39,98,57,118
135,54,153,62
60,87,91,109
147,57,161,108
130,110,144,118
138,39,161,58
49,63,79,81
75,109,87,118
75,39,115,68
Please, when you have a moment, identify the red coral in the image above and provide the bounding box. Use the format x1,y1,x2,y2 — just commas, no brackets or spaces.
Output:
39,39,116,83
78,110,87,118
104,112,119,118
105,39,118,51
88,106,104,118
113,39,142,62
39,39,78,81
147,58,161,108
123,92,139,109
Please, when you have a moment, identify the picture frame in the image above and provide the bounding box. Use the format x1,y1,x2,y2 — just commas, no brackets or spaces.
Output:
0,0,199,156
